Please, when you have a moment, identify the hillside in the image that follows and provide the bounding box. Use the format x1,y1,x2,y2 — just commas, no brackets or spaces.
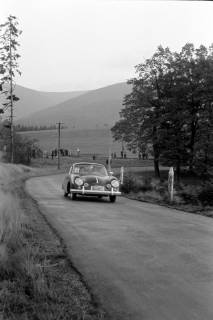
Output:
17,82,131,129
8,85,86,119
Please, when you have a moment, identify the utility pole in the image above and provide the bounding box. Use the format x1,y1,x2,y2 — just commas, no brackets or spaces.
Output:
57,122,63,170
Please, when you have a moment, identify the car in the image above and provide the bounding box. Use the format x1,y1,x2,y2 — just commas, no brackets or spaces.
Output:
62,162,121,202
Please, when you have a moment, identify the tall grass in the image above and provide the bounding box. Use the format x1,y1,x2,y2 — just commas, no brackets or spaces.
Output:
0,192,23,278
0,164,41,316
0,163,104,320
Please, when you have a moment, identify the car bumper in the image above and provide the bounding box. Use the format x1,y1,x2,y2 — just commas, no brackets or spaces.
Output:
70,188,121,196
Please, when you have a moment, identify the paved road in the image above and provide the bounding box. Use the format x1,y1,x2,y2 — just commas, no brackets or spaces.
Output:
26,174,213,320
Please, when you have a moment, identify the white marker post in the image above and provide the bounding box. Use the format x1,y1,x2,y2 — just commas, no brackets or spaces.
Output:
120,166,124,185
168,167,174,202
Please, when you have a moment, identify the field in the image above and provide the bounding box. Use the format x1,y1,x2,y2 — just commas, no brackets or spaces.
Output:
19,128,135,157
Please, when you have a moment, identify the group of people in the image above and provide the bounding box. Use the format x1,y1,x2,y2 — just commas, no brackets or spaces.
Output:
42,147,148,160
42,147,81,159
138,151,148,160
120,150,127,159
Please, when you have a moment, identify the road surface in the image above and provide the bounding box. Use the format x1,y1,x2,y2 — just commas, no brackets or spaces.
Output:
26,174,213,320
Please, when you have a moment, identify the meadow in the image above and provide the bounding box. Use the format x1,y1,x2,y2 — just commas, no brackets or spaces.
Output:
19,128,134,157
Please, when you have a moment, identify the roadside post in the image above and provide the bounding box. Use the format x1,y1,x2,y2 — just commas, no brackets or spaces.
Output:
168,167,174,202
120,166,124,184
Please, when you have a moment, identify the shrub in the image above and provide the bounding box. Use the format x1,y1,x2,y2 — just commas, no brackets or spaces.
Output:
121,173,153,193
0,125,38,165
179,185,201,205
120,173,137,193
198,182,213,206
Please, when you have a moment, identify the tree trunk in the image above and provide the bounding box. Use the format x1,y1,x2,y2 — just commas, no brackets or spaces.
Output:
153,144,160,179
154,158,160,178
176,159,181,183
152,126,160,179
189,117,197,172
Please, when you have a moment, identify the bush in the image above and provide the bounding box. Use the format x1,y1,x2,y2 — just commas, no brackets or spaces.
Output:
179,185,201,205
0,125,38,165
3,135,33,165
120,173,136,193
198,182,213,206
121,173,153,193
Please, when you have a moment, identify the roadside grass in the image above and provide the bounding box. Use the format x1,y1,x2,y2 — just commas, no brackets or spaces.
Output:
0,193,22,279
120,170,213,216
0,164,106,320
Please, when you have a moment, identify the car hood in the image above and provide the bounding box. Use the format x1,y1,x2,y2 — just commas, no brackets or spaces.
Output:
80,175,117,185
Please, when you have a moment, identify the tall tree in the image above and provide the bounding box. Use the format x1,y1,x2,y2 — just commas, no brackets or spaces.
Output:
112,46,174,178
194,102,213,179
0,15,21,163
112,43,213,180
162,44,213,176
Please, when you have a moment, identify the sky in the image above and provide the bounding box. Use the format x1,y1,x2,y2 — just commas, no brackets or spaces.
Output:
0,0,213,92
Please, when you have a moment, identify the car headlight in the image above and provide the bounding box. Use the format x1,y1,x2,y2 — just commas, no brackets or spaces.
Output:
75,177,84,186
111,179,119,188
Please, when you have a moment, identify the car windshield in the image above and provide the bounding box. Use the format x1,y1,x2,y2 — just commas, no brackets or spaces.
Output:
73,164,108,176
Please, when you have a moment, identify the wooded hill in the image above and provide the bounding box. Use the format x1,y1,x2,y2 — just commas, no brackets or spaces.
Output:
9,85,86,119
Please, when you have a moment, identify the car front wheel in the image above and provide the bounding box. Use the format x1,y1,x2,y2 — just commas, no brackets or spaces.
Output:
64,191,69,197
64,183,70,198
109,195,116,203
71,192,77,200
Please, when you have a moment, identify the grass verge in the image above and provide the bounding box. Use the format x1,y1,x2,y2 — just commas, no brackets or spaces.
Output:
0,164,107,320
120,171,213,217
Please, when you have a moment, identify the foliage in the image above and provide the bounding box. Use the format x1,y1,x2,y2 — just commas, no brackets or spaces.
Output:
0,15,21,113
112,43,213,180
121,173,153,193
198,182,213,206
0,122,39,165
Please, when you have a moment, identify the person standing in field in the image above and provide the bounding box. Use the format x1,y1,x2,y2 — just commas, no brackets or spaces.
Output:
77,148,80,157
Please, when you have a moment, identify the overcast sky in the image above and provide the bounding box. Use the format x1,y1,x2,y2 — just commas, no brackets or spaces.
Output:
1,0,213,92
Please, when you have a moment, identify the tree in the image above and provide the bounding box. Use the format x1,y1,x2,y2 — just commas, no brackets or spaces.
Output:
194,102,213,179
0,15,21,163
112,44,213,180
112,46,174,178
0,121,39,165
161,44,213,178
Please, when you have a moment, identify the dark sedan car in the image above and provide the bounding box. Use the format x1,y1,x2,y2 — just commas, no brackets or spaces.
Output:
62,162,121,202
